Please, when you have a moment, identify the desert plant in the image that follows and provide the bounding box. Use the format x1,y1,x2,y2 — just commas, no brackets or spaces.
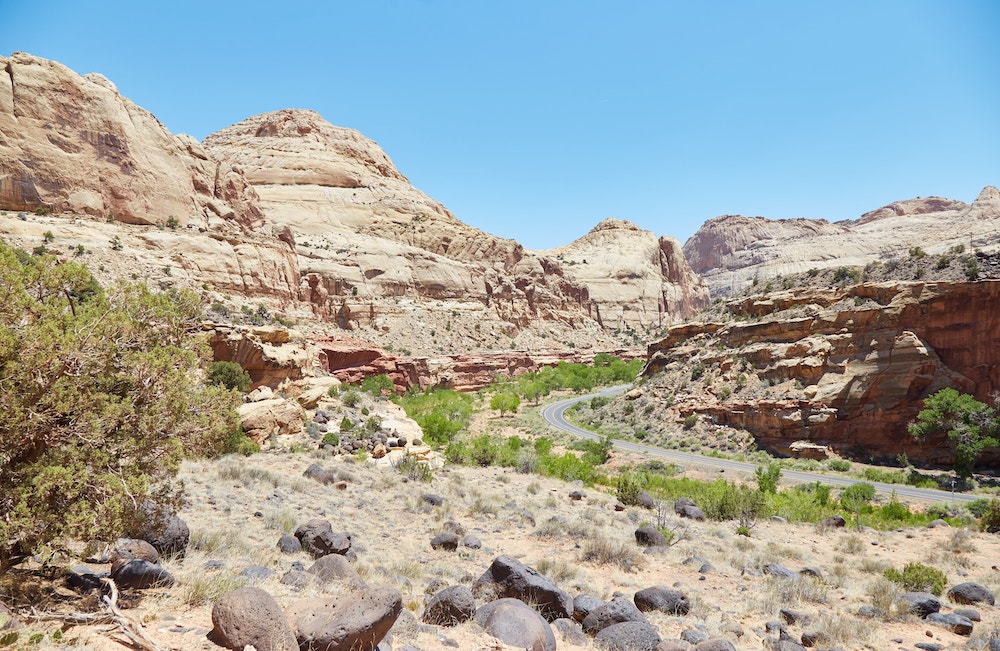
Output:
341,390,362,407
360,374,394,396
579,536,645,572
393,455,433,482
909,387,999,478
754,462,782,494
0,244,241,575
490,391,520,417
683,414,698,429
321,431,340,447
207,360,252,392
883,562,947,596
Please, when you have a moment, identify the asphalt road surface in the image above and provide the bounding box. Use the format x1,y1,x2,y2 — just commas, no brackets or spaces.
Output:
540,385,981,505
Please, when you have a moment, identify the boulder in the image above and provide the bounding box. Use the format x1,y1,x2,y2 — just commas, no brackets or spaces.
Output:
677,505,706,521
927,612,974,636
474,598,556,651
820,515,846,528
461,535,482,549
277,534,302,554
472,555,572,621
553,618,588,645
110,538,159,569
134,502,189,556
111,560,174,590
633,586,690,615
304,463,337,485
285,586,402,651
422,585,476,626
573,594,605,622
593,620,662,651
239,398,304,444
582,596,647,635
430,532,460,551
634,526,668,547
294,519,352,558
947,582,995,606
210,587,298,651
899,592,941,618
763,563,797,580
306,554,366,589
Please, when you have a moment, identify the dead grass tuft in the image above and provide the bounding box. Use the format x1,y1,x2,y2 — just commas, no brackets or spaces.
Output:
579,536,646,572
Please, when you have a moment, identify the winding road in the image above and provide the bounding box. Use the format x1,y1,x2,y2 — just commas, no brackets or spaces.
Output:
540,385,981,505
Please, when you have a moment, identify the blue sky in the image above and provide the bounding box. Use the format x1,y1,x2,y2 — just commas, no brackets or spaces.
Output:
3,1,998,249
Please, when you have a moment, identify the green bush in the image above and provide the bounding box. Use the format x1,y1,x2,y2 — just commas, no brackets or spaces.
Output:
683,414,698,429
978,498,1000,533
321,431,340,447
396,389,473,448
207,361,252,392
754,463,782,494
616,474,643,506
221,429,260,456
341,390,361,407
394,455,433,482
534,437,554,455
360,374,394,396
339,417,354,432
883,562,947,596
826,459,851,471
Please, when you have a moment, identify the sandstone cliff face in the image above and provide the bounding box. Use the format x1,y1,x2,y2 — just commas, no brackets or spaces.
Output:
0,53,301,302
549,218,709,329
0,53,261,229
642,281,1000,467
684,188,1000,297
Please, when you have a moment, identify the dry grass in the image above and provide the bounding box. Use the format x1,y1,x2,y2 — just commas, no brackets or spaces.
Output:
837,534,866,554
813,611,880,647
579,536,646,572
864,576,909,621
534,557,578,583
757,575,829,613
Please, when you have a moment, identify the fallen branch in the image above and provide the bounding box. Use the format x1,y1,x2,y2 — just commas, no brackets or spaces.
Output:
100,578,161,651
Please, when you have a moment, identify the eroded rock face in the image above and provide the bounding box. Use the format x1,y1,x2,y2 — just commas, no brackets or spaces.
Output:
550,218,709,329
643,281,1000,466
0,53,260,228
684,188,1000,297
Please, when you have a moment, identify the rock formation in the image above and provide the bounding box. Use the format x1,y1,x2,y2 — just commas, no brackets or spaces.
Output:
549,218,709,329
684,188,1000,297
642,281,1000,467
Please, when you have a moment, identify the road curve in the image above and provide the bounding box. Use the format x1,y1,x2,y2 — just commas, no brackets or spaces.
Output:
540,386,980,505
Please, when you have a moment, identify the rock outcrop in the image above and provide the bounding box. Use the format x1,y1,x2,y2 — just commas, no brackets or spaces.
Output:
642,281,1000,466
684,188,1000,296
549,218,709,329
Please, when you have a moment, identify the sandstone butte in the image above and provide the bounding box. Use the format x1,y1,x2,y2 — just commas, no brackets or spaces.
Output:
643,280,1000,467
0,53,707,376
684,187,1000,297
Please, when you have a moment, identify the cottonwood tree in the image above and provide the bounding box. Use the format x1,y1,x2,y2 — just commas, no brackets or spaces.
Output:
908,388,999,479
0,244,240,575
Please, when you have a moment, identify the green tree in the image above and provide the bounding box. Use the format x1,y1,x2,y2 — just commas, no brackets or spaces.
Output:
360,374,395,396
754,462,782,494
207,360,252,392
0,244,240,575
908,388,999,478
490,392,520,417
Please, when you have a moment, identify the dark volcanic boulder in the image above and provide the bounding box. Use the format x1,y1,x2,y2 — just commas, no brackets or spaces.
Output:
422,585,476,626
472,555,572,621
573,594,606,622
285,586,402,651
306,554,366,589
634,526,667,547
294,519,352,558
430,532,460,551
474,598,556,651
135,502,190,556
594,620,662,651
633,586,690,615
210,587,298,651
900,592,941,618
111,559,174,590
948,582,995,606
581,596,647,635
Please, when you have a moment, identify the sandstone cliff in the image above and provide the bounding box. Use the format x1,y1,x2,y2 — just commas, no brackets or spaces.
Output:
684,188,1000,297
548,218,709,329
0,53,301,301
637,281,1000,468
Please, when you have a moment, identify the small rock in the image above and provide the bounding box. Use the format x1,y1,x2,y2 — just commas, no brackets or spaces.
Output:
692,640,737,651
899,592,941,618
819,515,846,528
779,608,812,626
210,587,298,651
474,598,556,651
241,565,274,581
633,586,690,615
763,563,797,580
111,559,174,590
594,620,662,651
471,555,573,622
927,612,973,636
927,519,950,528
634,526,668,547
421,494,443,507
430,532,460,551
582,597,647,635
277,534,301,554
552,618,588,646
680,628,708,644
303,463,337,485
422,585,475,626
954,608,980,621
461,535,481,549
677,505,706,521
572,594,605,623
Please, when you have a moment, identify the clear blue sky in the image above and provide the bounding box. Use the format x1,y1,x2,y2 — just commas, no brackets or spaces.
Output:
3,1,998,249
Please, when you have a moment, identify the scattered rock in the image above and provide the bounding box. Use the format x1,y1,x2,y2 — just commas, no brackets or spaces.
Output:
899,592,941,618
677,505,706,521
927,519,950,528
552,618,588,646
947,581,995,606
210,587,298,651
110,538,160,570
634,526,668,547
474,598,556,651
430,532,460,551
763,563,797,580
799,629,828,647
569,490,585,501
573,594,605,623
461,535,482,549
285,586,402,651
692,638,737,651
111,560,174,590
422,586,475,626
819,515,846,528
954,608,980,621
594,620,662,651
472,555,573,621
241,565,274,581
304,463,337,485
421,494,443,507
134,502,190,557
277,534,302,554
633,586,690,615
441,521,466,536
306,554,366,589
65,566,103,592
582,596,647,635
638,490,655,509
927,612,974,636
779,608,812,626
279,570,315,590
294,519,352,558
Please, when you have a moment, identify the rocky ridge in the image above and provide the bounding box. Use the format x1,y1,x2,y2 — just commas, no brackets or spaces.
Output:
631,280,1000,467
684,187,1000,297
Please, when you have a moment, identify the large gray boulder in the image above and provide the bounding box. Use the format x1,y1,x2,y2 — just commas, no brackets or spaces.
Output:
474,598,556,651
593,620,662,651
422,585,476,626
306,554,366,589
899,592,941,618
582,596,647,635
948,582,995,606
634,526,667,547
633,586,690,615
472,555,572,621
134,502,189,557
111,560,174,590
210,587,298,651
285,586,402,651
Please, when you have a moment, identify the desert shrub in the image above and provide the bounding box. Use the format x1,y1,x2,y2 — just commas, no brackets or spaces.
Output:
0,244,241,575
878,497,913,522
579,536,645,572
221,429,260,456
690,362,706,381
978,498,1000,533
826,459,851,471
396,389,473,447
683,414,698,429
534,437,554,455
339,417,354,432
360,374,395,396
321,431,340,447
865,576,907,619
341,390,362,407
444,440,471,465
490,391,520,416
909,246,927,259
394,455,433,482
754,462,782,494
883,562,947,596
616,473,643,506
207,360,252,392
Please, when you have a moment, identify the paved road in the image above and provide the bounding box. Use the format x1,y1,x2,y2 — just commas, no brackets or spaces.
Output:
540,385,980,505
